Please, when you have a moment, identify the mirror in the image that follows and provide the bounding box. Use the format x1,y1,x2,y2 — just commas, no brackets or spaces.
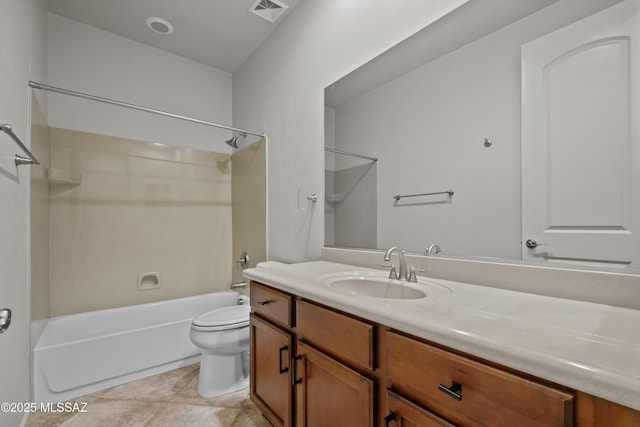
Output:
325,0,640,273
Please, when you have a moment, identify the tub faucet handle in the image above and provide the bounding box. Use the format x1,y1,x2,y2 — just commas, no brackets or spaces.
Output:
236,252,250,269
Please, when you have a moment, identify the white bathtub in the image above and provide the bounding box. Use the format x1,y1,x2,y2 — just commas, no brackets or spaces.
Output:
33,291,247,404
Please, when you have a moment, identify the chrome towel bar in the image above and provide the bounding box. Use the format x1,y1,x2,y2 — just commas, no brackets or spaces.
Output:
1,124,40,166
325,147,378,162
393,190,454,201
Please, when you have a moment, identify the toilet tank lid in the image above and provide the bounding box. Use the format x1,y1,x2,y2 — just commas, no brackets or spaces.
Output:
192,305,250,328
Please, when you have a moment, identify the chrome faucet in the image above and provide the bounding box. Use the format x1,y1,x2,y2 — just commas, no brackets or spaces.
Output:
384,247,407,281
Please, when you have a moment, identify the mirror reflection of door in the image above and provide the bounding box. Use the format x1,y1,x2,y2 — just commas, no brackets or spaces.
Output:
522,0,639,267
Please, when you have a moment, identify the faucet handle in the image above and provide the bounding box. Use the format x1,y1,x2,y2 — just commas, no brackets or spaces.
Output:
381,264,399,280
407,266,425,283
426,244,441,255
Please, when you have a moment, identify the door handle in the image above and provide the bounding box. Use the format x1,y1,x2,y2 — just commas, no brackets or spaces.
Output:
0,309,11,334
525,239,545,249
384,411,397,427
278,346,289,374
292,355,303,385
438,381,462,401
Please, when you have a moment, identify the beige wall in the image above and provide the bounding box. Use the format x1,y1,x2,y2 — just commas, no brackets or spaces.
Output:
231,139,267,284
46,128,233,316
32,127,267,318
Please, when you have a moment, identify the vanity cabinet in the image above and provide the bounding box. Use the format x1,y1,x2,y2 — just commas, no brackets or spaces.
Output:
249,281,375,427
249,281,640,427
249,283,294,427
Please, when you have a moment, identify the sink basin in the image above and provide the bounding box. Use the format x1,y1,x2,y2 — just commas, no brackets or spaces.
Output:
325,276,427,300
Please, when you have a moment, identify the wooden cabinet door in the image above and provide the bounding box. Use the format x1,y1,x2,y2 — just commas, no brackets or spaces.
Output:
385,389,456,427
295,340,374,427
250,313,293,427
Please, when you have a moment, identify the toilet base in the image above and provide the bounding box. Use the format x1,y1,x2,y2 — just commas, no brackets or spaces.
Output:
197,350,249,398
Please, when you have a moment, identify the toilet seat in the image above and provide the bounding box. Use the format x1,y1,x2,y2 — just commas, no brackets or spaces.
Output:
191,305,250,331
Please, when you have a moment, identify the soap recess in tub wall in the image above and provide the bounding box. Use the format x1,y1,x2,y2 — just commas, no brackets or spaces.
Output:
138,272,160,291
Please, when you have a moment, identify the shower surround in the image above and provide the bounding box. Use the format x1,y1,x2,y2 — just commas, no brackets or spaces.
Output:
32,126,234,318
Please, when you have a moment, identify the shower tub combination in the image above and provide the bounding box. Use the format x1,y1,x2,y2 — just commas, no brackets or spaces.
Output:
33,291,246,404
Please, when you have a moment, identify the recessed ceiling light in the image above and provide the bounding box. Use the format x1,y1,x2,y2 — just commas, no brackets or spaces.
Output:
146,17,173,35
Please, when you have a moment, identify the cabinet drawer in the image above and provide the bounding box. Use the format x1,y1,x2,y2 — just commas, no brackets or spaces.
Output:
250,282,293,328
386,389,456,427
386,331,574,427
295,299,374,371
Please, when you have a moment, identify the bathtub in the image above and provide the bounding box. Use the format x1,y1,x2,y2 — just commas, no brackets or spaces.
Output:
33,291,247,404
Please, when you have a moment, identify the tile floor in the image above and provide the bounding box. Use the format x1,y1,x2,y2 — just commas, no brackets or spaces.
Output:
26,363,271,427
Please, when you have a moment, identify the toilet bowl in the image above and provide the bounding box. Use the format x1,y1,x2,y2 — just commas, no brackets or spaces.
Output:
189,302,251,398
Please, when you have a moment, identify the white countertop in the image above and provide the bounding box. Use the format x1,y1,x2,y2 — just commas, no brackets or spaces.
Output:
243,260,640,411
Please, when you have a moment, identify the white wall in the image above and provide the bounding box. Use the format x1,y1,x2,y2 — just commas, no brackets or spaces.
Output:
329,0,626,260
233,0,469,262
333,12,525,258
0,1,47,426
46,14,233,153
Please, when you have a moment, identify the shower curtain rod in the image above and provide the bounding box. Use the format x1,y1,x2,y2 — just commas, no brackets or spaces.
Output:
28,81,266,139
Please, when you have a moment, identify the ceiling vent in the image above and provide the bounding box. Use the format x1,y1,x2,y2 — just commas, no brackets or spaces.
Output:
249,0,289,23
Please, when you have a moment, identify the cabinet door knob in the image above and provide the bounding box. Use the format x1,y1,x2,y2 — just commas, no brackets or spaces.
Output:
383,411,397,427
438,381,462,401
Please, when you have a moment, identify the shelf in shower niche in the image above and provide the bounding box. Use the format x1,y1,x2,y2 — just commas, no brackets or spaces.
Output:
138,272,160,291
47,168,82,185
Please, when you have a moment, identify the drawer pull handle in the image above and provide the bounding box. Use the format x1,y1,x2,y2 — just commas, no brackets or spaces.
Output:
438,381,462,401
292,355,303,385
383,411,397,427
258,300,271,305
278,346,289,374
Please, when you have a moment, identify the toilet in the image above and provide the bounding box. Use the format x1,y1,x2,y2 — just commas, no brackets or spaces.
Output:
189,300,251,398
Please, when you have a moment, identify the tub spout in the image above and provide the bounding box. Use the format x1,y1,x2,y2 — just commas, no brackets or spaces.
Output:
230,281,247,290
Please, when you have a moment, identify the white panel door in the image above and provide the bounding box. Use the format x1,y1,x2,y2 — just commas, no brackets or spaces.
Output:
522,0,640,267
